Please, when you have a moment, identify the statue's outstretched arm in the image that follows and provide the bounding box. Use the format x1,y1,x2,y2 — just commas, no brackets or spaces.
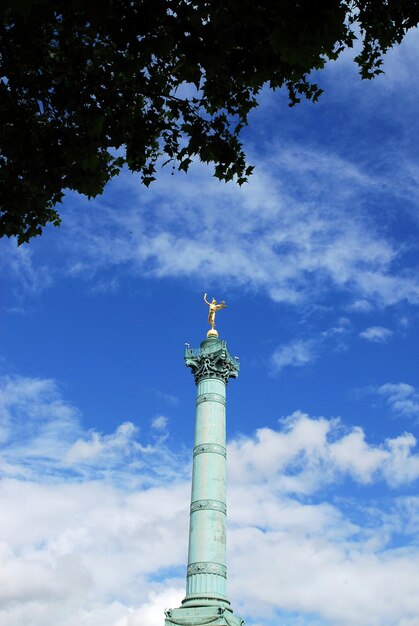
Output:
203,293,210,305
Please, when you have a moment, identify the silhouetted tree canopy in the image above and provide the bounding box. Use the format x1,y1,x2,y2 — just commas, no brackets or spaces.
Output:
1,0,419,243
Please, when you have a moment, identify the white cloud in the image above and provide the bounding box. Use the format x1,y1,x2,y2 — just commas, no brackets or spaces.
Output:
347,299,374,312
0,375,76,423
231,522,419,626
322,316,351,337
272,318,350,373
384,433,419,486
0,375,79,453
272,339,317,372
359,325,393,342
0,478,188,626
151,415,168,431
0,375,187,485
375,382,419,420
2,375,419,625
152,391,179,407
0,238,52,303
228,410,419,492
329,427,389,483
65,422,138,464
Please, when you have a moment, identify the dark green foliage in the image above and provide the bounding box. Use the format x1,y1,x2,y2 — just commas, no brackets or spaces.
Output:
1,0,419,243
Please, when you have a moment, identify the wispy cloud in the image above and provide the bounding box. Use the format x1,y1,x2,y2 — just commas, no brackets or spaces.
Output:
60,149,419,310
149,389,179,407
151,415,168,431
272,339,317,372
0,375,186,485
348,299,374,313
359,326,393,342
374,382,419,420
0,239,52,307
272,318,350,373
4,134,416,312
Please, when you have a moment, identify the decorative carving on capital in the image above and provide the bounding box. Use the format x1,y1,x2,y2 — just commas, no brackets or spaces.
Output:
193,443,226,458
185,340,239,384
191,499,227,515
192,354,238,384
187,562,227,578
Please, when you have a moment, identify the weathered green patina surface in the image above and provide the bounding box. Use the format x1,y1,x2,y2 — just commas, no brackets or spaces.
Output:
165,335,244,626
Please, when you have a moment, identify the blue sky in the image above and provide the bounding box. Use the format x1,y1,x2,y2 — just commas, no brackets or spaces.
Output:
2,29,419,626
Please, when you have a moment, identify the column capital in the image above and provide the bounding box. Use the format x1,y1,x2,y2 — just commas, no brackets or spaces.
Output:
185,337,239,385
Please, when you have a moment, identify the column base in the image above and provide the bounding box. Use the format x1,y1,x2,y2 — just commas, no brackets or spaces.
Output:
181,592,230,609
165,605,244,626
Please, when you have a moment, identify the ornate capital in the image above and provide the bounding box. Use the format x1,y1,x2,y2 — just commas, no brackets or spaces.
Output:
185,339,239,384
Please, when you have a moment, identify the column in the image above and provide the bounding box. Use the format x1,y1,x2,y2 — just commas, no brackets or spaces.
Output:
182,336,239,608
164,334,243,626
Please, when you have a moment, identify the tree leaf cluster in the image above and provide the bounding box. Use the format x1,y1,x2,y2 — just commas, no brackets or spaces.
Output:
1,0,419,243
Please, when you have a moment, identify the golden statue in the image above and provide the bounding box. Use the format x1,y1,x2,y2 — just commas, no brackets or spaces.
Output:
204,293,226,337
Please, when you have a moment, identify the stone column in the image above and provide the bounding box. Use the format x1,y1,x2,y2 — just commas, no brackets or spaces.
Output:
164,335,244,626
